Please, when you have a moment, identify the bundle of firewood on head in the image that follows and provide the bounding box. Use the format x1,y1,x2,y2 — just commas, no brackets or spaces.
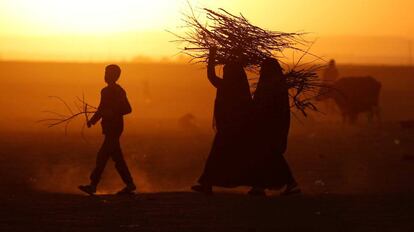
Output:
170,7,326,116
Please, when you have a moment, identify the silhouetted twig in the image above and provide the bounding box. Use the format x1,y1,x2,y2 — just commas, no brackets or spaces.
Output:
283,42,330,115
38,95,97,135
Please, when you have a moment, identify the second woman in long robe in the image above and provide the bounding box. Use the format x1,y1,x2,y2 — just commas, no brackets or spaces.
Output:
248,57,300,195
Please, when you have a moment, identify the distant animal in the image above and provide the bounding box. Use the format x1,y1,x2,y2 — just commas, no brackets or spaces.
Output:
317,76,381,124
178,113,198,130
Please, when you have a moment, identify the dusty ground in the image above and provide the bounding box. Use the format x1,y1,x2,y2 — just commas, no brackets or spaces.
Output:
1,192,414,232
1,122,414,231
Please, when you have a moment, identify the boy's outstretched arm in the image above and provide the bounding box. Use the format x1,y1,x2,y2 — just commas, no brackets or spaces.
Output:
120,91,132,115
88,111,101,128
87,90,104,127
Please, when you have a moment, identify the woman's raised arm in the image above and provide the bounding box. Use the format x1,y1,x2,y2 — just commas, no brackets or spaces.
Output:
207,47,222,88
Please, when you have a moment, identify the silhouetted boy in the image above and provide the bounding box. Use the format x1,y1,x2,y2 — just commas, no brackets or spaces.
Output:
79,64,136,195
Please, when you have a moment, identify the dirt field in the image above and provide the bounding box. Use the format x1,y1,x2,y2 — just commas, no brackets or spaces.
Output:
1,192,414,232
0,61,414,231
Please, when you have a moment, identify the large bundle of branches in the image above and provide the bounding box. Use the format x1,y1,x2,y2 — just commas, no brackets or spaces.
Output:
171,7,307,66
171,7,326,115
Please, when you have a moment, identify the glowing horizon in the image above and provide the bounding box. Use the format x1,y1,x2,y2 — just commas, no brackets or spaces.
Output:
0,0,413,64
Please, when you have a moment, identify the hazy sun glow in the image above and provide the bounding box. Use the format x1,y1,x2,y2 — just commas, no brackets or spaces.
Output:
1,0,182,35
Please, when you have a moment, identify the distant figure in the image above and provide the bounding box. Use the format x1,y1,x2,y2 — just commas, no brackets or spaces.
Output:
178,113,198,130
317,76,381,124
141,79,152,105
248,58,300,196
79,64,136,195
192,47,253,194
322,59,339,84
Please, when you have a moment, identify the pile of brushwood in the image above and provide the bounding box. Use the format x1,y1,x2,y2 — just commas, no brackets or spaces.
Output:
170,7,326,116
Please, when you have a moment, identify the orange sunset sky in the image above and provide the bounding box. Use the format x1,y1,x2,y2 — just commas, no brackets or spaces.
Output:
0,0,413,64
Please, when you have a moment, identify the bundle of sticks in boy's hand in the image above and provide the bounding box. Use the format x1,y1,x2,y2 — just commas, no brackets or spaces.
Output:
170,7,326,116
38,95,97,133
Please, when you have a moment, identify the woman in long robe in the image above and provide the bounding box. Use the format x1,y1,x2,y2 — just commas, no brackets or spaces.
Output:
248,57,300,196
192,48,253,194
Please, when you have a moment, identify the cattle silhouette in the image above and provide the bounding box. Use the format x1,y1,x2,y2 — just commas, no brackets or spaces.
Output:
317,76,381,124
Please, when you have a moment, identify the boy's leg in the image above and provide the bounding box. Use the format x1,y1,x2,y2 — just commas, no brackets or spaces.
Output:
110,135,135,188
89,136,112,187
